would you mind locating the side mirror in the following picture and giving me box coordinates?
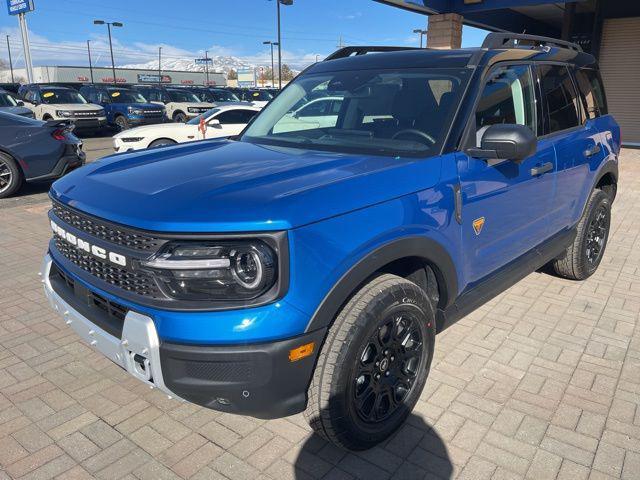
[207,119,221,127]
[467,124,537,162]
[16,100,24,106]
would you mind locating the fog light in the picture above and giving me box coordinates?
[289,342,315,362]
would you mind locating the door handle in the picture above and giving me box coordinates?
[584,144,602,157]
[530,162,553,176]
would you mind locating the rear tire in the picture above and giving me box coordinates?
[0,153,23,199]
[551,188,611,280]
[304,274,435,451]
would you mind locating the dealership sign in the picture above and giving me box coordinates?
[137,73,172,83]
[194,58,213,65]
[6,0,34,15]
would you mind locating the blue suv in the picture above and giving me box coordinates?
[41,34,620,450]
[79,85,165,130]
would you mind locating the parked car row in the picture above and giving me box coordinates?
[9,83,276,133]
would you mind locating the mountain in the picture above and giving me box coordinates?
[119,56,252,75]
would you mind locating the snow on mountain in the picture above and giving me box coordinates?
[119,56,252,75]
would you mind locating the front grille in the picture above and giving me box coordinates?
[52,202,164,252]
[54,237,163,298]
[143,110,164,116]
[73,110,103,117]
[51,263,129,338]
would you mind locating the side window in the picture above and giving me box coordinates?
[574,68,608,120]
[475,64,536,142]
[537,65,581,134]
[216,110,253,124]
[299,100,330,117]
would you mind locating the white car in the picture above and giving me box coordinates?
[20,85,107,130]
[273,96,343,133]
[131,86,215,123]
[113,105,261,152]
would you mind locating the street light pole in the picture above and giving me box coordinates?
[6,36,14,83]
[274,0,292,89]
[158,46,162,86]
[413,28,428,48]
[87,40,94,84]
[94,20,123,86]
[263,41,277,87]
[204,50,210,86]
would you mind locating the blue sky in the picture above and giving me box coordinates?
[1,0,487,68]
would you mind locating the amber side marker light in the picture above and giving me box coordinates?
[289,342,315,362]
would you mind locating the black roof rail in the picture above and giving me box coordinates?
[482,33,583,53]
[325,46,422,61]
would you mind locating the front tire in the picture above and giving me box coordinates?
[148,138,176,148]
[551,188,611,280]
[0,153,23,199]
[114,115,130,131]
[304,274,435,451]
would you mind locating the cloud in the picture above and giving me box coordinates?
[0,27,325,71]
[338,12,363,20]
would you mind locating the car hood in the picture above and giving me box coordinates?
[51,140,442,233]
[170,102,215,109]
[0,106,33,117]
[113,122,194,138]
[117,102,163,110]
[53,103,103,111]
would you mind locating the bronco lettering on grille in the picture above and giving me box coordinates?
[51,220,127,267]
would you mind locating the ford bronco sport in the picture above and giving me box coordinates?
[41,33,620,451]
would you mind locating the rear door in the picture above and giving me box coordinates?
[535,64,605,233]
[458,63,557,285]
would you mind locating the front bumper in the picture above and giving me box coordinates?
[41,254,324,418]
[127,116,165,126]
[72,117,107,129]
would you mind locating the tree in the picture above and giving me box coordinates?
[281,64,296,81]
[227,69,238,80]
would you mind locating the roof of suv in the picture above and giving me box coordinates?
[309,34,597,75]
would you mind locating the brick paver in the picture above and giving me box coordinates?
[1,149,639,479]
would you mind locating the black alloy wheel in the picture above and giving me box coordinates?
[352,313,424,424]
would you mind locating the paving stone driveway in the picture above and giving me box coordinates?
[0,149,638,480]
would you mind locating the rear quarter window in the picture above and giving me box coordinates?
[574,68,608,120]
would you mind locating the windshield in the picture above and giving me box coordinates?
[210,89,240,102]
[0,92,18,107]
[41,89,88,105]
[242,67,469,157]
[108,89,147,103]
[166,89,202,103]
[248,90,273,101]
[187,108,221,124]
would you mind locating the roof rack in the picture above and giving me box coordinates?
[324,46,421,61]
[482,33,583,53]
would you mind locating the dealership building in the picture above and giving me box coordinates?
[0,65,226,87]
[379,0,640,146]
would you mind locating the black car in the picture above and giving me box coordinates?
[0,112,85,198]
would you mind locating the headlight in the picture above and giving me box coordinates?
[56,110,72,117]
[142,241,277,301]
[120,137,145,143]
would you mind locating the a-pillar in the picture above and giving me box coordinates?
[426,13,463,49]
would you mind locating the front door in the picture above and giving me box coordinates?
[458,63,557,287]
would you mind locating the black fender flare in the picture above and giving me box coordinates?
[593,158,618,194]
[305,236,458,333]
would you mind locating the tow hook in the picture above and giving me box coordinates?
[130,352,152,381]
